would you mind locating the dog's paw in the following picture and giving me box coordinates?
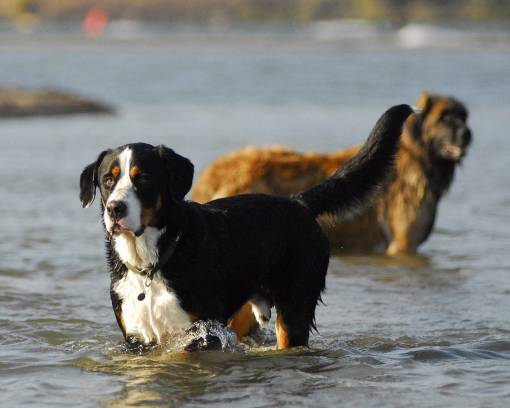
[124,335,156,353]
[183,320,239,352]
[184,333,223,352]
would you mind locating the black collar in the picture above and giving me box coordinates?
[123,232,182,301]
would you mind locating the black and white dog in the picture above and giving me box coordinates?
[79,105,413,350]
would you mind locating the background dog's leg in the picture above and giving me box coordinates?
[386,217,418,256]
[387,238,411,256]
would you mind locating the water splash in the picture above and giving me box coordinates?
[241,327,276,348]
[167,321,242,353]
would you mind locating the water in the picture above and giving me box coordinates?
[1,23,510,407]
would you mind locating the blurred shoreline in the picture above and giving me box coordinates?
[0,87,114,119]
[1,0,510,24]
[1,20,510,53]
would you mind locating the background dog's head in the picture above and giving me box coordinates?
[80,143,194,236]
[407,93,472,162]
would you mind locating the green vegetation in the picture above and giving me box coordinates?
[1,0,510,23]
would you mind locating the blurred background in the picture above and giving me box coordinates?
[3,0,510,23]
[1,1,510,407]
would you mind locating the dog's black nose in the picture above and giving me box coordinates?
[107,201,127,220]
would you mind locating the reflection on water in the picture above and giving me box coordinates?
[70,336,510,407]
[331,254,468,288]
[75,347,346,407]
[1,24,510,407]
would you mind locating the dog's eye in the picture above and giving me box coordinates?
[103,175,115,189]
[441,111,456,122]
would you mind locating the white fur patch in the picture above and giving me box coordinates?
[250,296,271,326]
[114,270,192,344]
[104,148,143,234]
[114,226,164,269]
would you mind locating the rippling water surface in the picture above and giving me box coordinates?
[1,23,510,407]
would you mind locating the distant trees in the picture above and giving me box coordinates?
[1,0,510,22]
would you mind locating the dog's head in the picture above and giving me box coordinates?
[407,93,472,162]
[79,143,193,236]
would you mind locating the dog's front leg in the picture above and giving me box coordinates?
[183,321,227,352]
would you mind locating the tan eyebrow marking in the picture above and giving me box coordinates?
[111,166,120,178]
[130,166,140,178]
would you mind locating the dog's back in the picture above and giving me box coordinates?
[192,145,358,202]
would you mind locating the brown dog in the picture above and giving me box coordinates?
[193,93,472,257]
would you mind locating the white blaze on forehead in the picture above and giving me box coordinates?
[109,148,134,202]
[104,147,142,233]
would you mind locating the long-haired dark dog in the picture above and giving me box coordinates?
[193,93,472,256]
[80,105,413,349]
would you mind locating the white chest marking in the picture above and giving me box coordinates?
[114,226,163,269]
[114,270,192,344]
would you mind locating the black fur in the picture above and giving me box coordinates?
[156,145,195,201]
[294,104,414,218]
[80,104,412,348]
[80,150,109,208]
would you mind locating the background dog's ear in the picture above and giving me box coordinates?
[156,145,194,201]
[408,92,434,141]
[79,150,109,208]
[416,92,432,113]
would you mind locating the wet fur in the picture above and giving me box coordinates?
[80,105,413,348]
[192,94,472,256]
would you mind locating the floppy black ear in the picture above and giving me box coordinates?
[156,145,194,201]
[79,150,108,208]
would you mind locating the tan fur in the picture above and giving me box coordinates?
[227,303,258,340]
[129,165,140,178]
[111,166,120,178]
[193,93,470,257]
[275,314,291,350]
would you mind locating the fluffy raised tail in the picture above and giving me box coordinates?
[294,104,414,218]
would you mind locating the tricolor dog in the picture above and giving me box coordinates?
[79,104,413,349]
